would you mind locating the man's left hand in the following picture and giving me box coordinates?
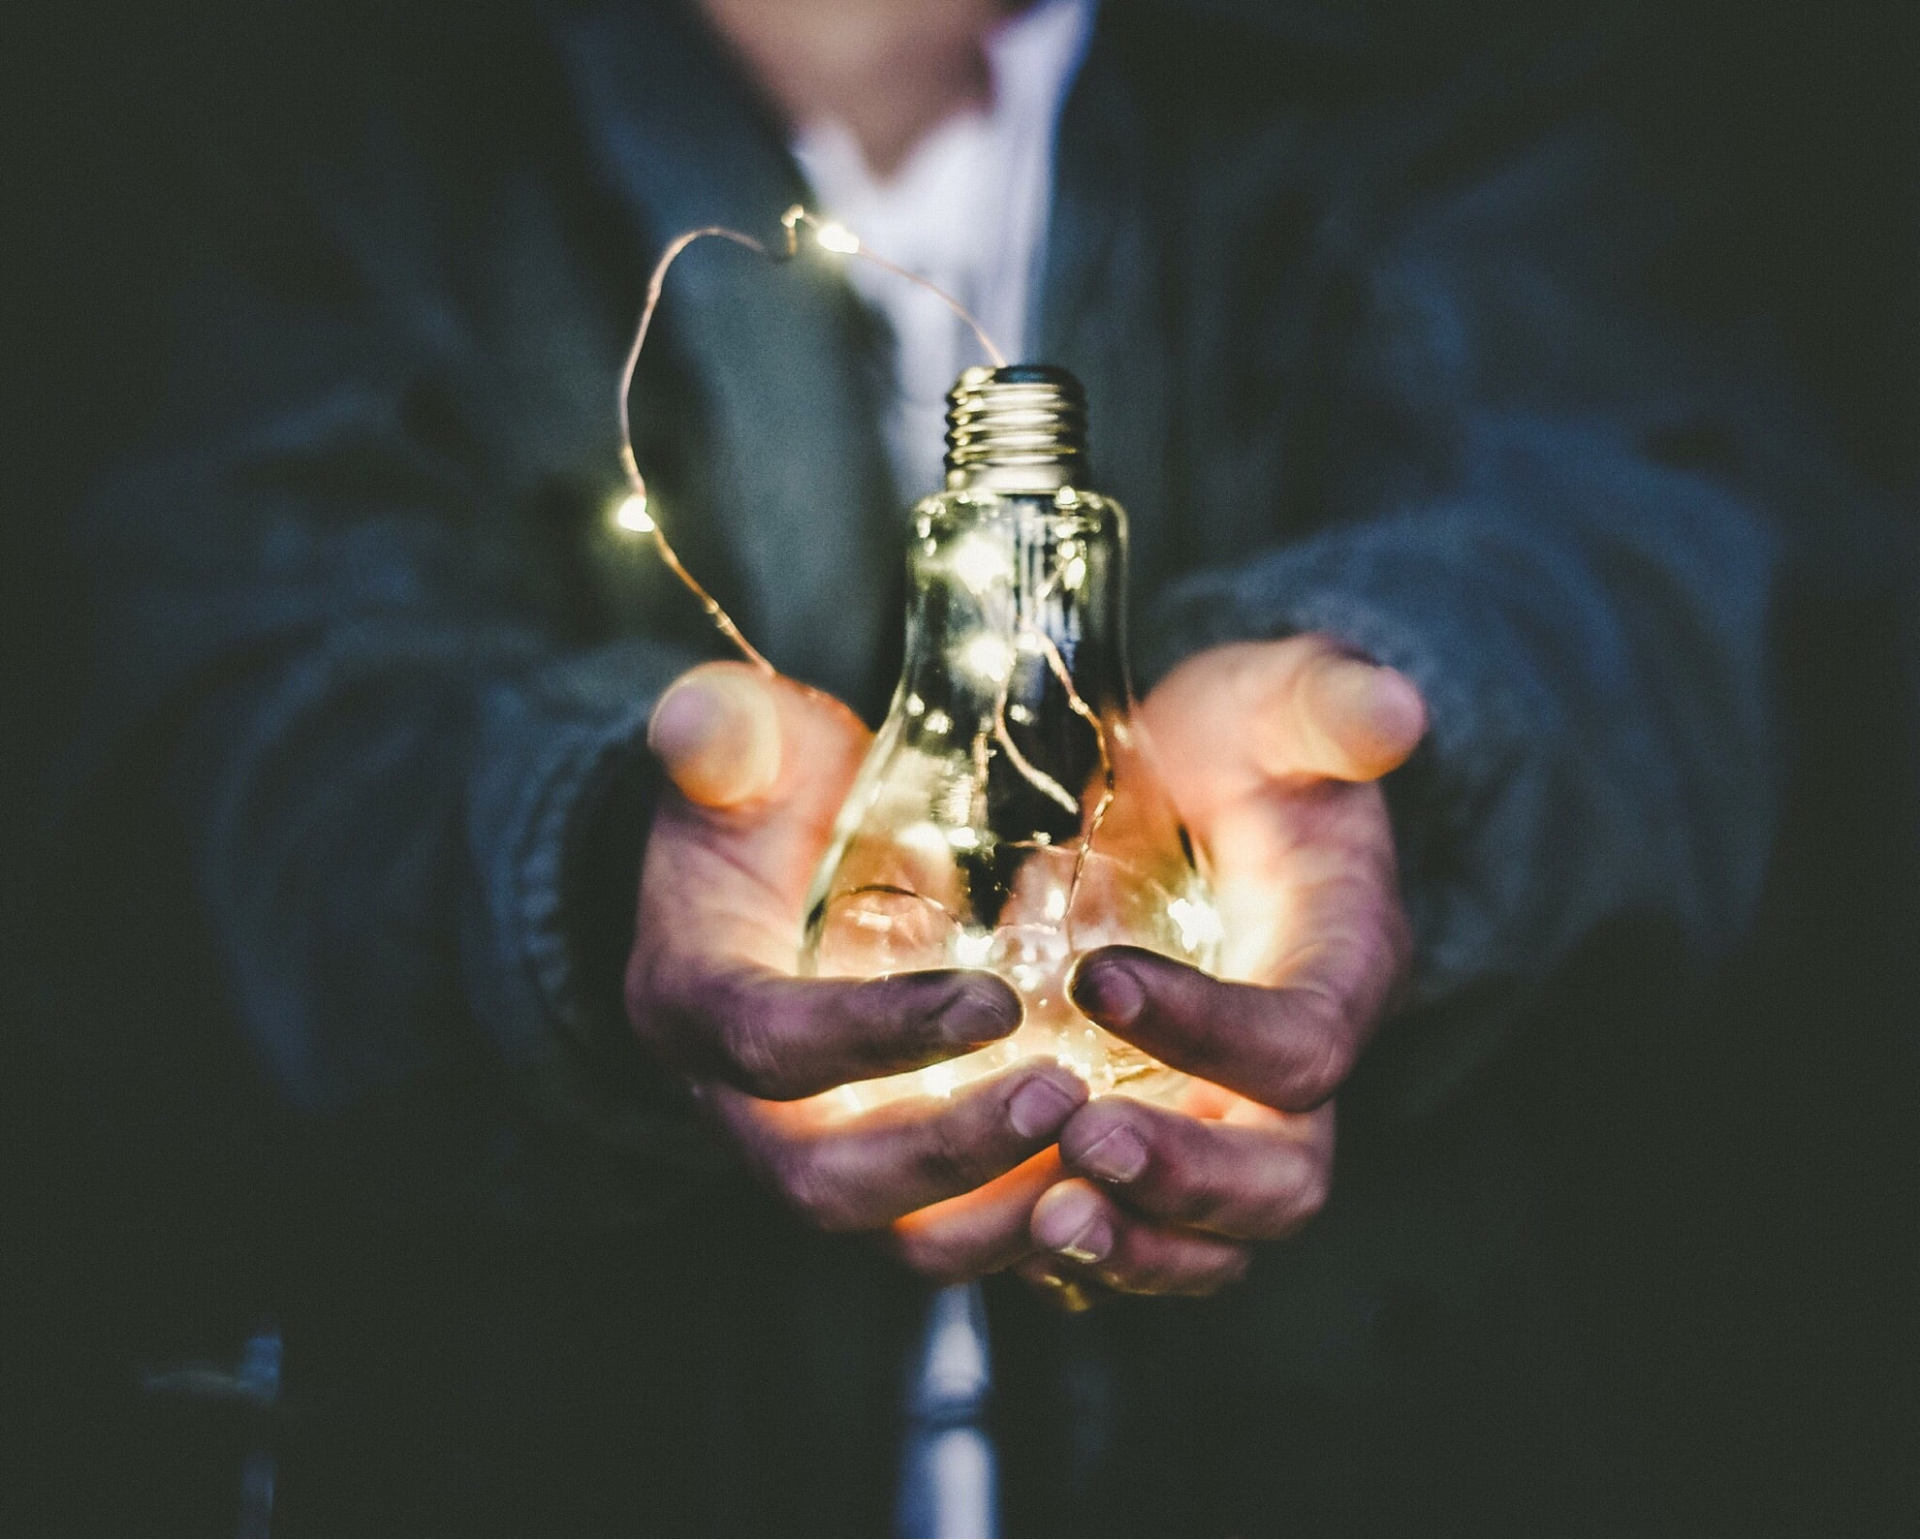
[1019,636,1427,1304]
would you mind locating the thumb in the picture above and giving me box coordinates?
[1263,644,1427,782]
[648,662,784,808]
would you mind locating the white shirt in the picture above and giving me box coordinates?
[789,8,1097,1535]
[792,0,1097,500]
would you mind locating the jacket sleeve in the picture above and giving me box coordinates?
[1145,108,1802,1120]
[70,100,725,1223]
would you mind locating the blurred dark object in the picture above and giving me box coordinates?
[4,1,1916,1533]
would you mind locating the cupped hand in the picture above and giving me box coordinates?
[1021,636,1427,1304]
[627,662,1089,1275]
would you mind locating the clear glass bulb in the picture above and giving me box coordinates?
[801,367,1220,1107]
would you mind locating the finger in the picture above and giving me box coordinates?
[1057,1095,1333,1242]
[1031,1180,1251,1297]
[643,963,1022,1100]
[648,662,784,807]
[1070,945,1363,1111]
[1145,640,1426,806]
[1261,644,1427,783]
[718,1059,1085,1234]
[884,1148,1070,1284]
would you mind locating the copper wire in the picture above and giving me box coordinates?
[617,209,1009,676]
[779,206,1008,369]
[620,210,1117,973]
[617,225,777,675]
[1032,626,1116,954]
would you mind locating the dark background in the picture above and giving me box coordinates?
[6,2,1918,1533]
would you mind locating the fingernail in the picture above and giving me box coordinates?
[936,980,1020,1046]
[1070,959,1145,1028]
[1007,1075,1082,1140]
[1076,1122,1148,1183]
[1036,1189,1113,1264]
[1318,659,1426,769]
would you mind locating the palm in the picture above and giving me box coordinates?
[1007,637,1423,1300]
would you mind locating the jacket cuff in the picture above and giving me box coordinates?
[465,639,735,1219]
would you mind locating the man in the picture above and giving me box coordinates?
[61,0,1824,1530]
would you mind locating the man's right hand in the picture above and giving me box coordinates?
[626,662,1089,1279]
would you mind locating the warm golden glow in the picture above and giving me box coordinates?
[612,492,655,533]
[959,633,1015,683]
[949,534,1011,594]
[814,221,861,254]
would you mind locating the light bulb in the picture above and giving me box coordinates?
[801,366,1220,1107]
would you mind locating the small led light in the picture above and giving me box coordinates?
[949,535,1010,594]
[612,493,655,534]
[960,634,1014,682]
[815,222,861,255]
[1168,896,1225,954]
[1062,555,1088,591]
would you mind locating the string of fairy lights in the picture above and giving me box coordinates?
[613,205,1118,966]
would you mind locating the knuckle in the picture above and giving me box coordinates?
[1172,998,1238,1080]
[1145,1149,1217,1228]
[1277,997,1356,1107]
[771,1146,852,1232]
[918,1112,993,1197]
[1265,1150,1331,1238]
[720,1010,792,1099]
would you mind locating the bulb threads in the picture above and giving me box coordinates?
[945,365,1089,492]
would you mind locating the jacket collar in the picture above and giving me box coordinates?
[544,0,902,712]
